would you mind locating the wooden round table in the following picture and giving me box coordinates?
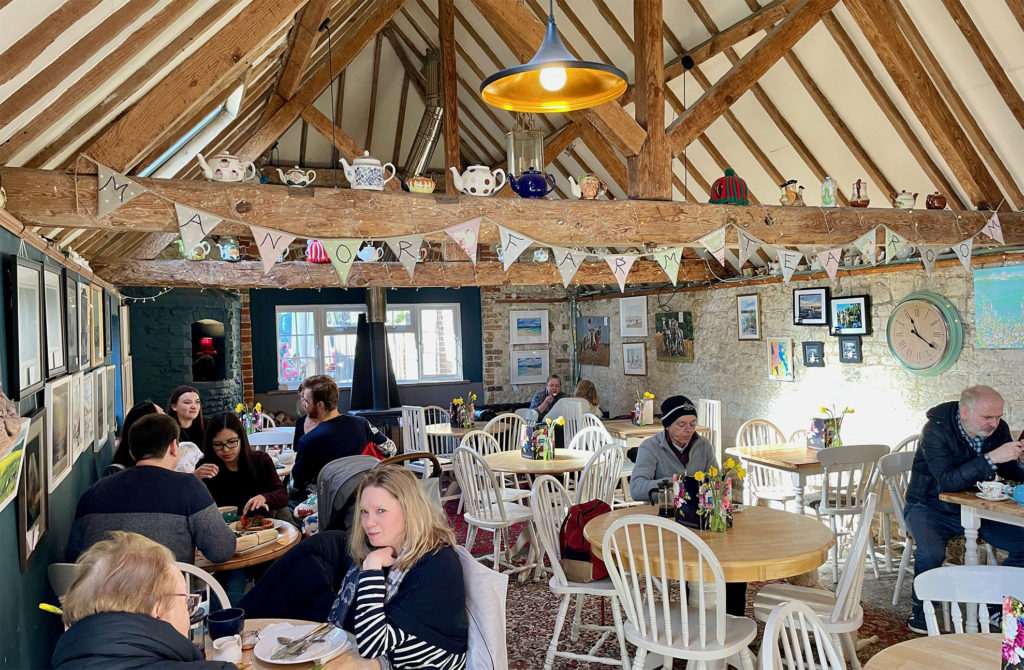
[196,521,301,572]
[583,505,834,582]
[205,618,375,669]
[484,448,593,477]
[863,633,1000,669]
[424,421,489,439]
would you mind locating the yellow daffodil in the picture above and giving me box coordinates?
[254,402,262,412]
[725,457,736,469]
[708,466,718,478]
[545,417,552,426]
[846,408,855,414]
[453,398,463,405]
[557,416,565,425]
[235,403,244,413]
[643,391,655,400]
[737,468,747,479]
[694,471,705,482]
[820,406,829,414]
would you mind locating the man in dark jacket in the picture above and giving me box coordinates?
[904,385,1024,633]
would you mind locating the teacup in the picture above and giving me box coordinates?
[976,481,1004,498]
[219,505,239,522]
[208,607,245,640]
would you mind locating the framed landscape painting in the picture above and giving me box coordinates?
[18,409,46,572]
[577,316,610,367]
[93,367,107,452]
[78,281,91,370]
[509,310,548,345]
[793,287,829,326]
[737,294,761,341]
[45,376,72,493]
[9,256,46,399]
[768,337,794,382]
[43,264,67,379]
[619,296,648,337]
[974,266,1024,349]
[622,342,648,376]
[830,294,870,336]
[655,311,693,362]
[510,350,548,385]
[0,418,31,515]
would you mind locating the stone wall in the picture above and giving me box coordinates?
[479,266,1024,447]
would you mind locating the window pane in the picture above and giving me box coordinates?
[387,331,419,381]
[386,309,413,328]
[326,309,362,329]
[278,311,316,385]
[323,334,357,383]
[421,308,458,377]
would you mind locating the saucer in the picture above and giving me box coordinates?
[976,492,1009,502]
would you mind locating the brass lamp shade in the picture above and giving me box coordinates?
[480,6,627,113]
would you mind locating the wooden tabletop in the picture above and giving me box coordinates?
[863,633,1000,669]
[584,505,834,583]
[205,618,376,670]
[728,444,825,470]
[196,521,301,572]
[484,448,593,475]
[603,420,663,440]
[939,490,1024,518]
[424,421,489,439]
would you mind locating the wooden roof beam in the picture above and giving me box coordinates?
[276,0,336,100]
[0,210,117,292]
[440,0,461,191]
[300,106,402,190]
[629,0,672,200]
[0,0,102,88]
[1007,0,1024,32]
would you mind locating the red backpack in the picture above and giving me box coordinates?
[558,499,611,582]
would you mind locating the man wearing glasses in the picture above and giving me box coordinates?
[66,414,236,565]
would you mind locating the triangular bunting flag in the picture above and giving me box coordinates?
[552,247,586,288]
[322,239,362,284]
[652,247,684,286]
[884,227,908,263]
[249,225,296,274]
[817,248,844,282]
[174,203,223,256]
[776,248,803,283]
[445,218,481,264]
[96,164,147,218]
[981,211,1004,244]
[498,225,534,271]
[853,228,878,265]
[698,227,728,267]
[604,255,637,293]
[953,237,974,271]
[385,234,423,280]
[920,245,945,276]
[737,229,764,269]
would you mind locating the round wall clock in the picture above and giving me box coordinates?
[886,291,963,376]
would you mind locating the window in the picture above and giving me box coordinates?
[275,303,463,389]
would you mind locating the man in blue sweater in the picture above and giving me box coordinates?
[67,414,236,565]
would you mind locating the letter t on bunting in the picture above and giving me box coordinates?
[604,255,637,292]
[175,203,223,256]
[445,218,481,263]
[498,225,534,271]
[385,234,424,279]
[652,247,683,285]
[322,240,362,284]
[249,225,296,274]
[737,229,764,269]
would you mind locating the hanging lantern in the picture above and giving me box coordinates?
[480,0,627,113]
[506,114,545,178]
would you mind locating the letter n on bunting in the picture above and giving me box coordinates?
[249,225,296,274]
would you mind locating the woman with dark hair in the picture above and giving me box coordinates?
[108,401,164,471]
[194,412,287,515]
[167,386,205,446]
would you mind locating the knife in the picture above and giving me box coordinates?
[270,622,332,660]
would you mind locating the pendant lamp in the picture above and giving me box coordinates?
[480,0,627,113]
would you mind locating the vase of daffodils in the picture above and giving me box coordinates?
[819,404,854,447]
[633,390,655,426]
[450,391,476,429]
[235,402,263,434]
[693,458,746,532]
[521,415,564,460]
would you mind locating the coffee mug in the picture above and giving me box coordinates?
[211,634,243,664]
[208,607,245,640]
[218,506,239,522]
[976,481,1003,497]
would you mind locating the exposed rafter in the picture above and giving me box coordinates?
[276,0,336,100]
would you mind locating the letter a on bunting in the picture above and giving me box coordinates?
[322,240,362,284]
[604,255,636,292]
[96,164,147,218]
[445,218,481,263]
[552,247,586,288]
[385,234,423,279]
[498,225,534,271]
[174,203,223,255]
[249,225,296,274]
[652,248,683,285]
[817,248,843,282]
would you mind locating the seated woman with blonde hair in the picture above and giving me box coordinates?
[51,531,234,669]
[327,464,467,669]
[547,379,601,420]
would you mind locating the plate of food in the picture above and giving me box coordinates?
[232,514,278,533]
[233,527,281,554]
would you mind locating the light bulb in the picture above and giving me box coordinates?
[539,66,567,91]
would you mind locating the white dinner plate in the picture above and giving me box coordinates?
[975,492,1010,502]
[253,623,351,664]
[231,518,284,533]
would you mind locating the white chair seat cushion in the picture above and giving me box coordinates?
[753,583,863,633]
[550,575,618,597]
[621,608,756,659]
[464,501,533,527]
[499,487,530,502]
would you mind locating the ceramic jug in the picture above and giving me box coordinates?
[277,166,316,187]
[508,168,555,198]
[850,179,870,207]
[176,239,211,261]
[568,174,607,200]
[196,153,256,182]
[449,165,506,196]
[211,635,242,664]
[778,180,805,206]
[340,151,395,190]
[215,238,240,262]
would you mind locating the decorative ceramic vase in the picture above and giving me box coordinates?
[508,168,555,198]
[340,151,396,190]
[821,177,838,207]
[850,179,870,207]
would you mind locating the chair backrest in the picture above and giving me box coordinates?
[531,475,573,587]
[560,398,587,446]
[736,419,786,448]
[697,399,722,458]
[48,563,79,599]
[461,429,502,456]
[452,446,511,524]
[483,413,526,453]
[316,455,381,532]
[515,407,538,424]
[758,600,846,670]
[582,413,609,436]
[176,561,231,610]
[259,414,277,429]
[401,405,427,454]
[567,425,611,453]
[892,433,920,453]
[377,451,443,507]
[915,565,1024,635]
[878,451,915,536]
[423,405,456,457]
[830,492,878,624]
[454,545,509,670]
[575,443,625,506]
[602,514,728,650]
[817,444,889,516]
[788,429,807,445]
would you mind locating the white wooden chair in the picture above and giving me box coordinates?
[697,398,722,463]
[401,405,427,454]
[531,475,628,669]
[601,515,757,670]
[515,407,539,424]
[788,428,807,445]
[892,433,920,453]
[452,446,537,582]
[915,565,1024,635]
[753,493,878,670]
[758,601,846,670]
[176,561,231,610]
[582,412,609,436]
[259,413,276,430]
[560,398,587,447]
[484,413,526,453]
[879,450,916,606]
[567,425,611,453]
[736,419,793,509]
[575,443,624,507]
[413,405,460,504]
[817,444,889,584]
[459,431,529,503]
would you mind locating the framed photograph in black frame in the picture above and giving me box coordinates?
[103,291,114,356]
[839,335,863,363]
[43,264,67,379]
[17,408,47,572]
[802,340,825,367]
[793,286,830,326]
[830,294,871,336]
[64,271,79,373]
[78,280,91,370]
[7,256,46,399]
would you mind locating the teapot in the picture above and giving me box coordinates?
[890,189,918,209]
[1006,484,1024,505]
[276,165,316,187]
[196,153,256,182]
[305,239,329,263]
[215,237,240,262]
[925,191,947,210]
[176,239,211,261]
[508,168,555,198]
[449,165,506,196]
[778,179,805,206]
[568,174,607,200]
[403,175,436,194]
[340,151,396,190]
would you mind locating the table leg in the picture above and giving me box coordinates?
[960,506,981,633]
[792,471,806,515]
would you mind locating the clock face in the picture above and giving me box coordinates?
[886,291,963,376]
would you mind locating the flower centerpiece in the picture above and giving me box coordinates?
[450,391,476,429]
[521,415,564,460]
[689,458,746,532]
[808,404,854,448]
[235,402,263,434]
[632,390,655,426]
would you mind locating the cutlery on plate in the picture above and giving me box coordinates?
[270,623,331,660]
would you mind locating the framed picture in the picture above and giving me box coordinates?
[78,281,91,370]
[45,376,72,493]
[974,266,1024,349]
[119,303,131,363]
[619,296,648,337]
[802,341,825,367]
[0,417,31,515]
[91,284,104,367]
[622,342,648,376]
[793,287,830,326]
[121,357,134,411]
[737,294,761,341]
[65,272,79,373]
[104,291,114,356]
[830,294,871,336]
[510,349,548,385]
[105,364,117,434]
[70,372,85,461]
[768,337,794,382]
[509,310,548,345]
[576,316,610,367]
[839,335,863,363]
[82,369,95,451]
[655,311,694,362]
[8,256,45,399]
[18,408,47,572]
[93,366,107,452]
[43,264,67,378]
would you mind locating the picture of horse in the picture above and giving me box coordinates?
[655,312,693,362]
[576,316,610,367]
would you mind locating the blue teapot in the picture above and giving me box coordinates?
[1006,484,1024,505]
[508,168,555,198]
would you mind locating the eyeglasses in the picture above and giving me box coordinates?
[211,438,241,451]
[170,593,204,617]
